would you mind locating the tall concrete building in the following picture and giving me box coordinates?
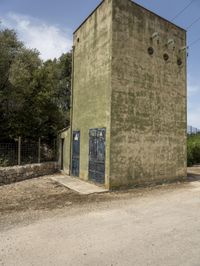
[59,0,187,189]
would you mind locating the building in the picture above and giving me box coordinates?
[59,0,187,189]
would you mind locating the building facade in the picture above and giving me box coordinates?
[60,0,187,189]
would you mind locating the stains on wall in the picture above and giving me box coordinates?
[110,0,187,188]
[72,0,112,187]
[71,0,187,189]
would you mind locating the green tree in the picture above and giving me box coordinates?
[0,28,23,140]
[0,25,72,142]
[187,134,200,166]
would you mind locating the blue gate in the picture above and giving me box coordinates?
[89,128,106,184]
[72,131,80,177]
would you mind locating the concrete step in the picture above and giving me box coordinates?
[50,174,108,195]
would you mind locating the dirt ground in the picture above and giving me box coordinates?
[0,168,199,231]
[0,175,111,230]
[0,174,192,215]
[0,168,200,266]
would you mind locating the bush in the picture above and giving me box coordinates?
[0,157,9,167]
[187,134,200,166]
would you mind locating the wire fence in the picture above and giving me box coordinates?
[187,126,200,135]
[0,138,57,167]
[0,143,18,166]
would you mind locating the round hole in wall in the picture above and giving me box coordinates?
[177,58,182,66]
[148,47,154,55]
[163,53,169,61]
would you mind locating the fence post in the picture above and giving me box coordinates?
[54,138,57,160]
[18,136,21,166]
[38,137,41,163]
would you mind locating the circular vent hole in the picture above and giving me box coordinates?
[177,58,182,66]
[148,47,154,55]
[163,53,169,61]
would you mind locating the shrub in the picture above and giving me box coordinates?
[0,157,9,167]
[187,134,200,166]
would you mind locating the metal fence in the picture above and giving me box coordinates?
[187,126,200,135]
[0,137,57,167]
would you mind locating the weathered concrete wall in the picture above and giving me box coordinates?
[59,129,71,174]
[0,162,58,186]
[72,0,112,187]
[110,0,187,188]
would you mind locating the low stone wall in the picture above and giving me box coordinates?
[0,162,58,186]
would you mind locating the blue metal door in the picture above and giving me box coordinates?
[89,128,106,184]
[72,131,80,177]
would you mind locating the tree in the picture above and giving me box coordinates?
[0,25,72,142]
[0,28,23,140]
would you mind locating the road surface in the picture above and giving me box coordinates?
[0,179,200,266]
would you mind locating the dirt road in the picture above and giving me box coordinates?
[0,174,200,266]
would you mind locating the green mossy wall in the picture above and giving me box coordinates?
[72,0,112,188]
[109,0,187,188]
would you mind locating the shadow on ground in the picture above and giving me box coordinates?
[0,169,200,231]
[187,165,200,182]
[1,170,198,215]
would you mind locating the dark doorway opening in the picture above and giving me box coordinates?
[72,131,80,177]
[89,128,106,184]
[61,139,64,170]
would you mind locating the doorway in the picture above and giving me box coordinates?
[89,128,106,184]
[72,131,80,177]
[61,138,64,170]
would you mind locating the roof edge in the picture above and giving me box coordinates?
[58,127,70,134]
[73,0,186,35]
[129,0,186,32]
[73,0,104,34]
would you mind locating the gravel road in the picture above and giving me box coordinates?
[0,172,200,266]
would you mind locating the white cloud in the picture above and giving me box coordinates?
[1,12,72,60]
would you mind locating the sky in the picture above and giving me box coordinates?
[0,0,200,128]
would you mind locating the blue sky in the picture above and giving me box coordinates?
[0,0,200,127]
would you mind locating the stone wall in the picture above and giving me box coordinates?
[0,162,58,186]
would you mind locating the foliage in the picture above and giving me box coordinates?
[0,156,9,167]
[0,25,72,142]
[187,134,200,166]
